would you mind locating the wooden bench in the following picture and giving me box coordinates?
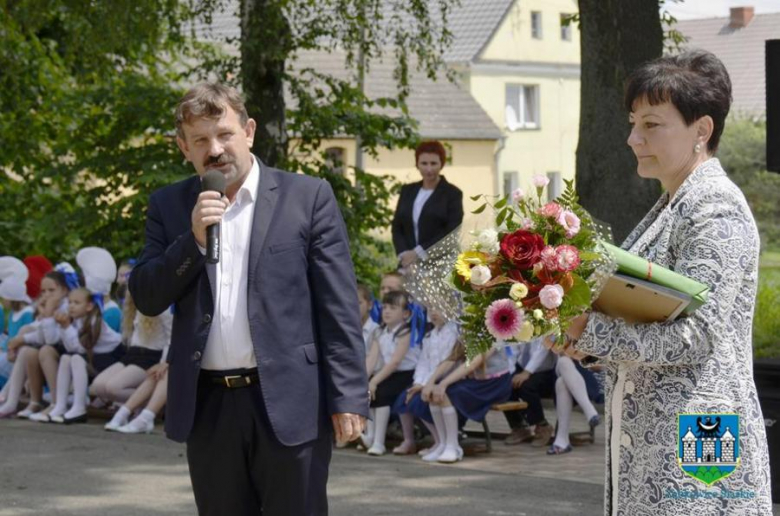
[481,400,529,452]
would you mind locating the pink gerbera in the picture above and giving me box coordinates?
[485,299,524,340]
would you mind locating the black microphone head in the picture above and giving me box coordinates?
[202,170,227,195]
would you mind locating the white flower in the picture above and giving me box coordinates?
[533,309,544,320]
[509,282,529,300]
[511,188,525,203]
[539,284,565,309]
[532,174,550,188]
[477,229,500,254]
[470,265,492,286]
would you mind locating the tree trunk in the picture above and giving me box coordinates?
[576,0,663,244]
[240,0,290,168]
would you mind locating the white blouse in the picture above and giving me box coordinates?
[413,321,458,385]
[377,323,420,372]
[23,298,69,347]
[130,309,173,361]
[60,317,122,355]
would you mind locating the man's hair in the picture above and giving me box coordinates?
[624,49,732,152]
[175,83,249,139]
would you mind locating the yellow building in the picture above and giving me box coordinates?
[444,0,581,200]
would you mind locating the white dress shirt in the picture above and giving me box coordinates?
[201,158,260,371]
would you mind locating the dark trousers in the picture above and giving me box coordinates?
[187,372,332,516]
[504,369,557,428]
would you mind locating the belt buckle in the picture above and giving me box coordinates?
[224,375,242,388]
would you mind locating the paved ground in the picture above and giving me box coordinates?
[0,410,777,515]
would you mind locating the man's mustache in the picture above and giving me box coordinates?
[205,154,234,167]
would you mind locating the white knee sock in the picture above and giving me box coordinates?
[372,406,391,448]
[64,355,89,419]
[553,378,573,449]
[51,356,72,417]
[558,358,598,421]
[429,405,447,447]
[442,406,460,449]
[0,353,28,413]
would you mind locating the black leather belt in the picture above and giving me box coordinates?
[201,369,259,389]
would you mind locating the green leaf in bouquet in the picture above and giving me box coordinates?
[565,273,592,307]
[496,206,509,226]
[579,251,603,262]
[494,195,508,209]
[472,203,487,214]
[470,194,483,201]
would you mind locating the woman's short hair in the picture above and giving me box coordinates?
[624,49,732,152]
[415,141,447,167]
[175,83,249,139]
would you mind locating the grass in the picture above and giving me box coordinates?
[754,255,780,359]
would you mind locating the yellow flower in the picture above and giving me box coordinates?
[509,282,529,301]
[455,251,488,281]
[515,321,535,342]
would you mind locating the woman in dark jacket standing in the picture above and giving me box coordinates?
[392,141,464,269]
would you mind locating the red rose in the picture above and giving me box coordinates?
[500,230,545,270]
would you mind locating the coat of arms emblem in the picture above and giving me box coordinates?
[678,413,740,485]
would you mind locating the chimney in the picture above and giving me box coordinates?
[730,6,755,28]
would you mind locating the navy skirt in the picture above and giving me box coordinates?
[121,346,163,370]
[393,390,433,424]
[446,372,513,422]
[91,346,126,376]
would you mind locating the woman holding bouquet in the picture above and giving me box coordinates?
[560,50,772,514]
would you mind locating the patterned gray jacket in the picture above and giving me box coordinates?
[577,158,772,515]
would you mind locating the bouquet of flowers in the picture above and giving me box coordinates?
[450,176,615,358]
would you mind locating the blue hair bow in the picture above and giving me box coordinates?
[370,299,382,324]
[505,345,514,358]
[55,264,80,291]
[91,293,104,312]
[408,302,427,348]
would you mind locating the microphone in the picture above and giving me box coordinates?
[201,170,227,264]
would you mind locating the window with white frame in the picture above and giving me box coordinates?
[503,171,519,197]
[505,84,540,130]
[560,14,572,41]
[546,172,562,201]
[531,11,543,39]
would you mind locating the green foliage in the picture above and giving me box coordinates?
[754,267,780,359]
[718,117,780,252]
[0,0,198,263]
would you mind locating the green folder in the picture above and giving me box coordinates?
[602,242,710,315]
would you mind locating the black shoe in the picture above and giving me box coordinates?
[63,413,88,425]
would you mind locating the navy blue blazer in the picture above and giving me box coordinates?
[129,161,369,445]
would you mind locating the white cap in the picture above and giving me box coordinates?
[76,247,117,296]
[0,277,32,304]
[0,256,29,282]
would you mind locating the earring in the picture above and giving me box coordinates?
[694,143,702,153]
